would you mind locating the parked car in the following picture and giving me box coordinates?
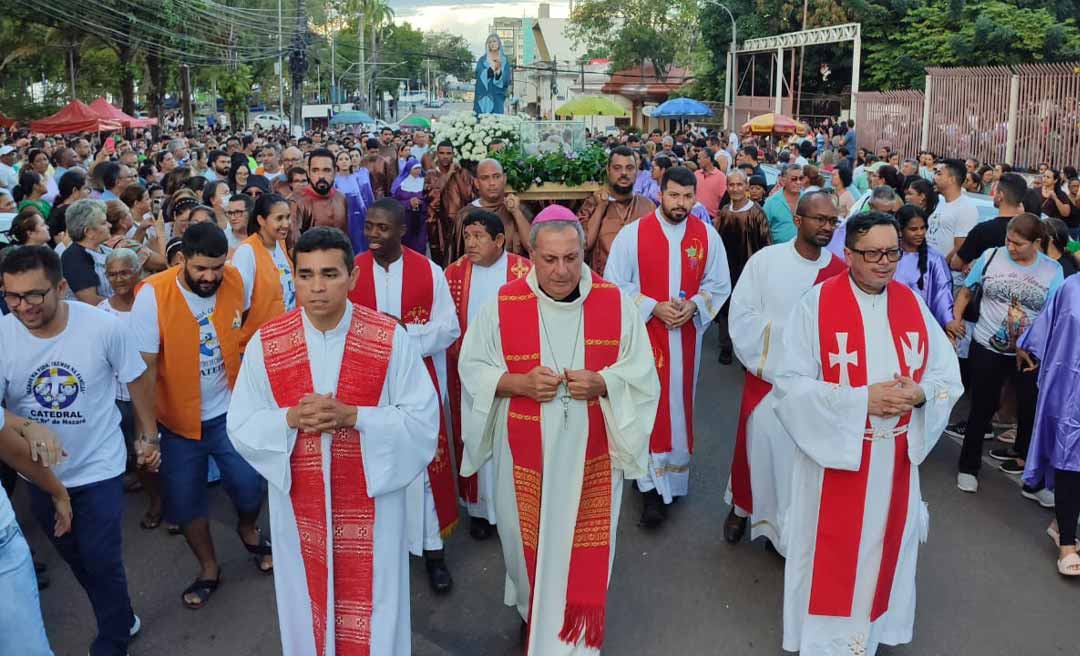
[251,113,285,130]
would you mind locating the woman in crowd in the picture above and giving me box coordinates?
[978,165,995,195]
[165,192,202,239]
[231,192,295,352]
[202,179,232,229]
[241,175,270,201]
[1017,272,1080,575]
[46,169,91,251]
[391,158,430,254]
[962,171,983,194]
[224,193,251,251]
[5,206,51,249]
[0,189,15,213]
[227,160,251,193]
[60,199,114,305]
[334,149,360,195]
[1041,217,1078,278]
[1040,168,1073,224]
[903,177,940,218]
[103,200,166,272]
[97,247,164,529]
[25,148,59,204]
[895,204,954,327]
[831,164,856,217]
[14,171,52,218]
[801,164,826,192]
[950,213,1065,492]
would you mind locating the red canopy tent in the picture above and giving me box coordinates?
[0,112,15,129]
[89,97,157,129]
[30,100,121,135]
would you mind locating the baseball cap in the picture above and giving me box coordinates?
[0,145,15,156]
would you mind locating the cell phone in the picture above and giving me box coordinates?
[104,139,116,155]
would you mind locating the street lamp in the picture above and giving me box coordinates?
[700,0,737,135]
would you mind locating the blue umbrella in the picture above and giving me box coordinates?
[329,110,376,125]
[650,97,713,118]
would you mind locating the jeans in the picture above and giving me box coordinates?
[28,475,132,656]
[957,341,1038,476]
[0,522,53,655]
[159,413,266,527]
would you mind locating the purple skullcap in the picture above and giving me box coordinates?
[533,204,577,223]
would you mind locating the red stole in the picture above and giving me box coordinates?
[498,274,620,651]
[349,248,459,536]
[637,212,709,453]
[809,276,928,622]
[730,252,847,514]
[445,252,532,503]
[262,306,396,656]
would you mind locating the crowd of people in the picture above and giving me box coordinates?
[0,114,1078,656]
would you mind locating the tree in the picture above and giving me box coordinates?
[211,64,255,128]
[567,0,701,79]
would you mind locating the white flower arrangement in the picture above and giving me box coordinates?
[433,111,523,162]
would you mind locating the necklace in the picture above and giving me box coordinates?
[538,299,584,428]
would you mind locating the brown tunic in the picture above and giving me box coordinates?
[577,193,656,275]
[451,200,531,263]
[713,200,772,285]
[288,187,348,251]
[362,154,395,198]
[426,164,476,265]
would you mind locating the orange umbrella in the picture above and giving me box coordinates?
[742,112,799,135]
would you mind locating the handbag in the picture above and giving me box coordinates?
[962,247,999,323]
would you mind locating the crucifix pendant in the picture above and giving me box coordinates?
[561,394,571,428]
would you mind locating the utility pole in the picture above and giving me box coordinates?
[795,0,808,118]
[180,64,193,131]
[278,0,285,121]
[68,47,77,100]
[290,0,307,135]
[358,8,366,111]
[330,35,336,105]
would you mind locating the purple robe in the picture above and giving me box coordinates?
[391,158,429,255]
[1021,275,1080,490]
[894,247,954,327]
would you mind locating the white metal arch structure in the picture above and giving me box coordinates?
[733,23,862,118]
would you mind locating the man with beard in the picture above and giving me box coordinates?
[604,166,731,528]
[713,170,772,364]
[204,150,231,183]
[427,140,476,265]
[363,137,395,199]
[450,159,532,262]
[131,223,271,610]
[723,191,847,549]
[348,199,461,594]
[576,146,656,274]
[288,148,348,250]
[378,127,399,178]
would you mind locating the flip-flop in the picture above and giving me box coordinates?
[1057,552,1080,577]
[182,570,222,610]
[139,511,162,530]
[1046,525,1080,547]
[239,527,273,575]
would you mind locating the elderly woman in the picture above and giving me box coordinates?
[98,248,163,528]
[391,157,429,254]
[202,179,232,229]
[60,198,114,304]
[104,200,166,272]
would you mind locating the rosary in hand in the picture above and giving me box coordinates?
[538,305,583,429]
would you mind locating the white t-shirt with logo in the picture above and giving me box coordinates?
[232,241,296,312]
[131,278,248,421]
[0,302,146,488]
[927,193,980,285]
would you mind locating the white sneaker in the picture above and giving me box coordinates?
[1021,487,1055,508]
[129,614,141,638]
[957,473,979,493]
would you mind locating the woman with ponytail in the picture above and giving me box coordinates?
[895,203,953,328]
[13,170,51,218]
[47,169,91,252]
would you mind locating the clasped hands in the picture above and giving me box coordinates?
[652,298,697,329]
[520,366,606,403]
[287,393,358,434]
[867,374,926,418]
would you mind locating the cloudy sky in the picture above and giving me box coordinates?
[388,1,571,56]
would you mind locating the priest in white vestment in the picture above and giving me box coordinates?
[723,191,847,550]
[458,208,659,655]
[444,210,532,540]
[227,227,440,656]
[348,198,461,594]
[604,166,731,528]
[772,213,962,655]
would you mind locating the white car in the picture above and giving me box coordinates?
[251,113,285,130]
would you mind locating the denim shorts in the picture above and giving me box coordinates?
[0,523,53,655]
[159,414,266,526]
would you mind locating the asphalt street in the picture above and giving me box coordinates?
[20,325,1079,655]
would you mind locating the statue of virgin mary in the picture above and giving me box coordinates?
[473,33,512,114]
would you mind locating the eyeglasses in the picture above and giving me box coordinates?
[225,209,248,217]
[2,287,52,307]
[850,247,902,263]
[798,214,840,227]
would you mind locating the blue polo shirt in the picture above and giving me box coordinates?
[763,192,797,243]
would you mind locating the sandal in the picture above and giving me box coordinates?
[239,527,273,574]
[1046,525,1080,548]
[139,511,162,530]
[167,523,182,535]
[182,570,222,610]
[1057,552,1080,577]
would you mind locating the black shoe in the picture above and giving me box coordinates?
[639,490,665,529]
[723,508,747,544]
[999,459,1025,475]
[989,447,1020,462]
[424,557,453,595]
[469,517,495,541]
[718,346,733,365]
[519,619,529,649]
[943,422,966,439]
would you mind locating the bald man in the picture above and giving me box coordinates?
[449,159,531,261]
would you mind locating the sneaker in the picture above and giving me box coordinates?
[1021,485,1055,508]
[130,614,141,638]
[1000,459,1025,475]
[997,428,1016,444]
[944,422,966,439]
[989,447,1020,462]
[957,473,979,493]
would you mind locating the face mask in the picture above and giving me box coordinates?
[218,195,230,210]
